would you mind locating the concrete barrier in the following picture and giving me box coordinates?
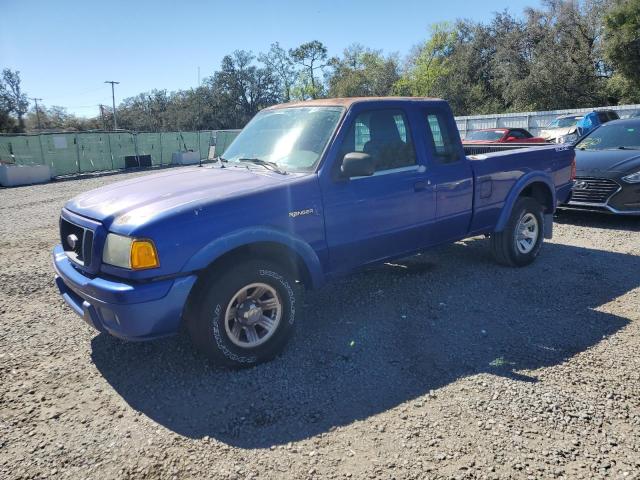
[171,151,201,165]
[0,164,52,187]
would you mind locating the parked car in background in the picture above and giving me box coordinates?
[463,128,546,144]
[540,115,583,144]
[576,110,620,137]
[540,110,619,144]
[562,118,640,215]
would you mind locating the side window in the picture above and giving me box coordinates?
[509,130,526,139]
[425,112,459,163]
[341,109,416,172]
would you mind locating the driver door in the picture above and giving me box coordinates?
[320,106,436,274]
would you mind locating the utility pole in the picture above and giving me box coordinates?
[30,97,43,130]
[196,66,201,131]
[104,80,120,130]
[99,104,107,130]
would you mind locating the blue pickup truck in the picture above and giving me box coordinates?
[53,98,575,366]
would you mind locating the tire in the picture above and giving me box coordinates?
[185,259,301,367]
[490,197,544,267]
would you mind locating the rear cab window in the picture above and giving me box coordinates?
[425,111,460,164]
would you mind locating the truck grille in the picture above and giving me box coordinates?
[60,217,94,267]
[570,177,619,205]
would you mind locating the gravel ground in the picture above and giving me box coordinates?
[1,168,639,480]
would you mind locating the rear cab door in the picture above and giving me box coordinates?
[420,104,474,243]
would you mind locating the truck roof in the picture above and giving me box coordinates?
[265,97,445,110]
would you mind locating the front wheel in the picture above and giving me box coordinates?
[490,197,544,267]
[185,260,301,367]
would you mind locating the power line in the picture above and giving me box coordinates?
[40,84,110,103]
[104,81,120,130]
[63,105,103,109]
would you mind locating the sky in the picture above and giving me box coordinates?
[1,0,541,117]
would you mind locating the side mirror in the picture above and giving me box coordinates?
[341,152,374,178]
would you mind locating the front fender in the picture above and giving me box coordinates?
[495,172,556,233]
[181,226,325,289]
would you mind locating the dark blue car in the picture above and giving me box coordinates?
[53,98,575,366]
[564,118,640,215]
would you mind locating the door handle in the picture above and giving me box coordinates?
[414,180,429,192]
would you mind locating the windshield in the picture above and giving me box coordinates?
[465,130,505,141]
[576,122,640,150]
[545,116,582,129]
[222,106,344,172]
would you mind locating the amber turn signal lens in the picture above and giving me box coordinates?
[130,240,159,270]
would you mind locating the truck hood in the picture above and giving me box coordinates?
[539,126,576,140]
[575,149,640,175]
[65,165,301,227]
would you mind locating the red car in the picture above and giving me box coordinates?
[463,128,547,144]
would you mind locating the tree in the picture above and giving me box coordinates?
[259,42,297,102]
[0,68,29,132]
[604,0,640,102]
[24,104,101,131]
[502,0,611,110]
[290,40,328,99]
[0,91,17,133]
[7,1,635,134]
[394,23,457,99]
[118,90,171,131]
[395,1,618,116]
[209,50,280,128]
[327,44,400,97]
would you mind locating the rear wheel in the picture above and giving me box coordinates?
[490,197,544,267]
[185,260,301,367]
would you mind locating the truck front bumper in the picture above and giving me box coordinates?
[53,245,197,341]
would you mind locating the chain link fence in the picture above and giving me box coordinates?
[455,104,640,138]
[0,130,241,177]
[4,102,640,178]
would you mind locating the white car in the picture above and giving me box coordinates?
[539,115,583,143]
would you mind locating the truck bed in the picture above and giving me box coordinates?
[467,145,575,234]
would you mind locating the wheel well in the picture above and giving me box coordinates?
[182,242,312,330]
[199,242,313,290]
[520,182,553,213]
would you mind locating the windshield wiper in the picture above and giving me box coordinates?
[616,146,640,150]
[214,156,228,167]
[238,157,287,174]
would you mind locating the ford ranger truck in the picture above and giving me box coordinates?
[53,98,575,367]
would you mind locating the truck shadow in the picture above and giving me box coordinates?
[91,239,637,448]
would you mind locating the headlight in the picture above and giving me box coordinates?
[102,234,159,270]
[622,171,640,184]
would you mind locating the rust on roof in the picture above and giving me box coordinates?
[265,96,444,110]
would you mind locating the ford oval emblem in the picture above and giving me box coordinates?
[67,233,79,249]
